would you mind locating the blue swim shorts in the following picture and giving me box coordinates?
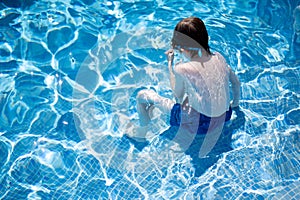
[169,103,232,134]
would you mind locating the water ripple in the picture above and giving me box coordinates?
[0,0,299,199]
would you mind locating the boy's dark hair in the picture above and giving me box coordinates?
[172,17,212,55]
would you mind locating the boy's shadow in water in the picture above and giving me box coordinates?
[124,107,246,177]
[160,107,246,177]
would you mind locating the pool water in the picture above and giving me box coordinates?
[0,0,300,199]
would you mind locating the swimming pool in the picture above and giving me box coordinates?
[0,0,300,199]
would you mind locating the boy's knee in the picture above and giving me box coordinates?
[136,89,156,102]
[136,90,147,101]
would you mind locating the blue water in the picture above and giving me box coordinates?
[1,0,300,199]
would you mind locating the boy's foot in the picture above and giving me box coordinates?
[124,122,149,141]
[123,122,150,151]
[123,134,149,151]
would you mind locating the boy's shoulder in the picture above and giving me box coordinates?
[174,61,193,72]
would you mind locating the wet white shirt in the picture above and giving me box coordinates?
[174,52,232,117]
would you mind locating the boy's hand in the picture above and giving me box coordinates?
[165,49,174,63]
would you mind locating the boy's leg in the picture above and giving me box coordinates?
[136,89,174,126]
[124,89,174,141]
[136,102,151,126]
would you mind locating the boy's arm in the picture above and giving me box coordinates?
[229,67,241,107]
[166,50,184,102]
[167,50,176,91]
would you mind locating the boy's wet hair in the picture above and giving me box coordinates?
[172,17,212,55]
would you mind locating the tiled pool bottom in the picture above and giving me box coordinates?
[1,0,300,199]
[1,125,299,199]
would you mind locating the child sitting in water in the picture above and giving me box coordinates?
[126,17,241,156]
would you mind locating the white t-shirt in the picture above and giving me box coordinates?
[174,52,231,117]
